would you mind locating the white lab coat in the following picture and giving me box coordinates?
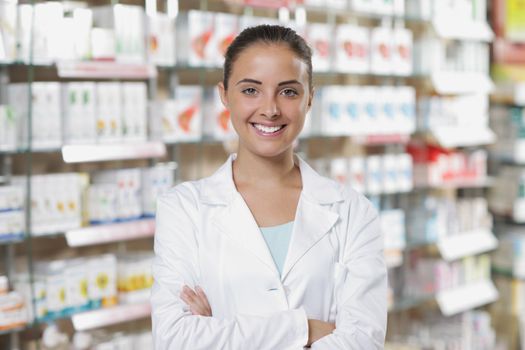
[151,153,387,349]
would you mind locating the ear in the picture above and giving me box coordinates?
[306,86,314,111]
[217,82,228,108]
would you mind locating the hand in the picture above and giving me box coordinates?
[179,285,213,317]
[306,319,335,347]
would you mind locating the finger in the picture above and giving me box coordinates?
[195,287,212,316]
[195,287,211,306]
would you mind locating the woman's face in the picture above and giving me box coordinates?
[218,43,313,159]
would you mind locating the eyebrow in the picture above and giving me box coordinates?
[235,79,302,86]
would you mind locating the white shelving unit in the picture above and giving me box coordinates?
[65,219,155,247]
[437,229,498,262]
[62,142,166,163]
[71,302,151,331]
[436,280,499,316]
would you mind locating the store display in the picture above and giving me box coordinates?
[0,276,28,331]
[321,153,413,195]
[489,166,525,222]
[387,311,497,350]
[315,85,416,136]
[0,0,516,348]
[0,185,24,242]
[405,196,493,246]
[12,252,153,325]
[408,143,488,187]
[203,88,236,141]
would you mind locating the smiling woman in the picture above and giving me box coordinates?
[151,25,387,350]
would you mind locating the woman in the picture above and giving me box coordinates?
[151,25,387,349]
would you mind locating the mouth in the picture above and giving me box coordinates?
[250,123,287,136]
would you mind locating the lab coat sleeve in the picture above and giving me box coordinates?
[311,197,387,349]
[151,187,309,350]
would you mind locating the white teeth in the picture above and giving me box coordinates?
[253,123,284,133]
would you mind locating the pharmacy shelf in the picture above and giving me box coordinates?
[437,229,498,262]
[0,325,27,336]
[71,302,151,331]
[417,177,495,190]
[56,61,157,79]
[436,280,498,316]
[431,72,494,95]
[491,82,525,106]
[427,126,496,148]
[179,0,429,22]
[491,140,525,164]
[167,65,426,81]
[65,219,155,247]
[62,142,166,163]
[432,17,494,42]
[0,234,25,246]
[350,134,411,146]
[389,295,435,312]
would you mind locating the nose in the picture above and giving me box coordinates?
[260,95,280,119]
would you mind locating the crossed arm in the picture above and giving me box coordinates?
[179,285,336,347]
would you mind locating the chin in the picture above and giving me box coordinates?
[242,142,295,159]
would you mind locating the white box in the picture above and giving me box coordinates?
[366,155,383,195]
[0,106,17,151]
[373,0,394,15]
[171,86,203,141]
[330,158,349,185]
[17,5,33,63]
[377,87,396,134]
[31,83,61,149]
[88,255,117,307]
[361,86,380,135]
[397,153,413,192]
[351,0,374,13]
[62,83,82,144]
[210,13,238,67]
[177,11,215,67]
[370,27,393,75]
[204,88,236,141]
[392,28,413,76]
[342,86,363,136]
[0,2,17,62]
[326,0,347,10]
[382,154,398,193]
[335,25,369,73]
[92,5,145,63]
[349,156,366,193]
[320,87,345,136]
[147,12,176,66]
[32,2,63,63]
[306,23,332,72]
[121,82,147,142]
[90,28,115,60]
[96,82,122,142]
[393,0,405,16]
[397,86,416,134]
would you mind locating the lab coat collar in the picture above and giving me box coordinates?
[200,153,344,206]
[205,153,342,281]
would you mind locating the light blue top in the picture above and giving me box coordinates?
[259,221,294,276]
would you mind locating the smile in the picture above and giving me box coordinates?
[251,123,287,135]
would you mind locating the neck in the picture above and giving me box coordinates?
[233,147,298,188]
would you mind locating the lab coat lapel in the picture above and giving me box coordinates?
[280,155,343,281]
[213,193,280,276]
[203,153,344,281]
[280,196,339,281]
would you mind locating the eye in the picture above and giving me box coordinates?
[280,88,298,97]
[241,87,258,96]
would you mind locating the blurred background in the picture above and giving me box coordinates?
[0,0,524,349]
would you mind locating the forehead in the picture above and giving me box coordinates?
[230,43,309,82]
